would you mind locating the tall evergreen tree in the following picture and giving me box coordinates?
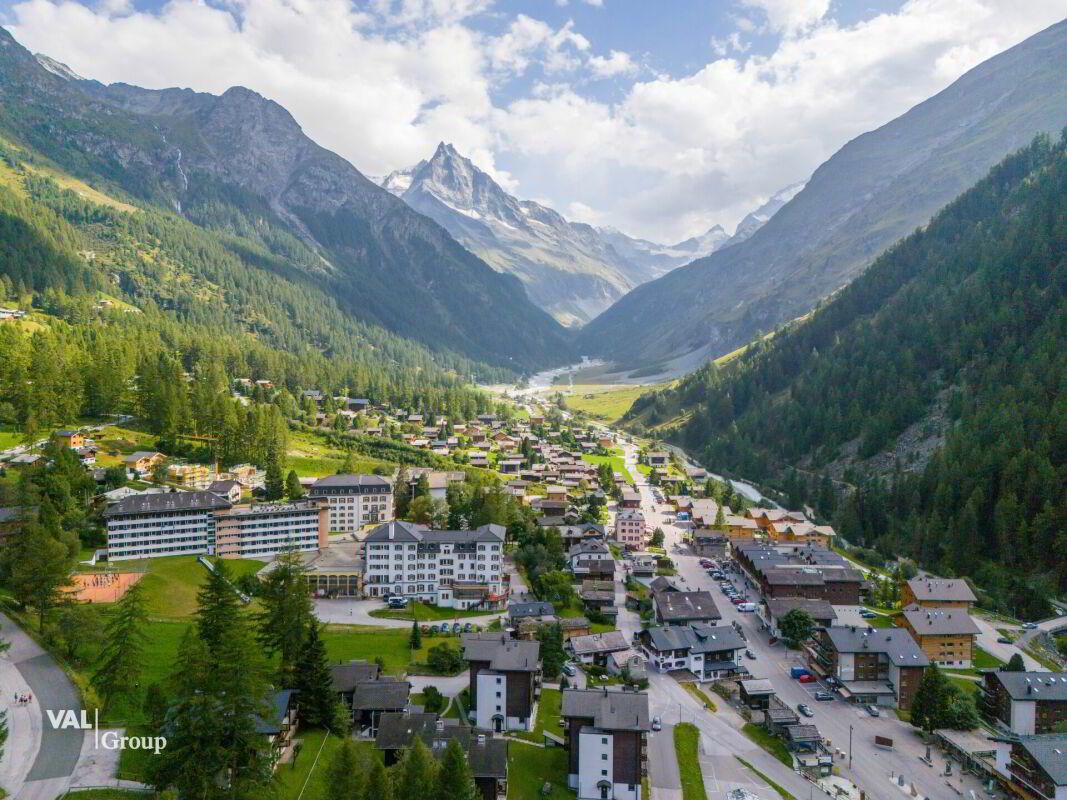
[435,738,479,800]
[195,559,241,660]
[255,549,313,683]
[294,621,342,729]
[321,739,365,800]
[286,470,305,500]
[92,580,149,708]
[396,739,438,800]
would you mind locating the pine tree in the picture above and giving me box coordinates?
[256,549,313,683]
[294,621,341,729]
[195,559,241,660]
[396,739,438,800]
[435,738,479,800]
[4,520,70,631]
[537,623,565,679]
[1004,654,1026,672]
[264,446,285,500]
[394,466,412,519]
[410,620,422,651]
[92,580,149,708]
[322,738,364,800]
[910,663,949,732]
[367,757,392,800]
[286,470,304,500]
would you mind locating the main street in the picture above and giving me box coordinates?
[614,441,994,800]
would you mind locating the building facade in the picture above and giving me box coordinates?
[980,672,1067,736]
[214,502,328,559]
[561,688,650,800]
[363,520,506,608]
[463,634,541,732]
[308,474,394,533]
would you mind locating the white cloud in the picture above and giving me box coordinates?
[742,0,830,33]
[4,0,1065,243]
[588,49,636,78]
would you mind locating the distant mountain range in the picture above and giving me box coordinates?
[0,28,573,371]
[379,144,747,325]
[578,18,1067,369]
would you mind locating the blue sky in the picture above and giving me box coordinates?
[2,0,1064,240]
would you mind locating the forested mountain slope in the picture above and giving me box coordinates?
[627,134,1066,615]
[579,18,1067,369]
[0,28,572,370]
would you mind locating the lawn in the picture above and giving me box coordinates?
[321,624,467,675]
[107,556,266,619]
[0,425,22,450]
[865,613,895,629]
[683,683,717,712]
[975,646,1004,669]
[581,451,632,483]
[674,723,709,800]
[57,791,155,799]
[507,742,574,800]
[369,601,501,622]
[514,687,563,743]
[272,731,380,800]
[564,385,650,423]
[741,723,793,768]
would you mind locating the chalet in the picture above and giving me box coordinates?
[0,506,22,546]
[980,672,1067,735]
[630,553,656,578]
[899,604,980,667]
[739,679,776,710]
[462,633,541,733]
[1006,735,1067,800]
[509,600,556,625]
[619,490,641,510]
[208,479,243,504]
[639,623,745,679]
[807,626,928,710]
[646,452,669,466]
[330,659,410,734]
[375,713,508,800]
[651,586,720,627]
[123,451,165,476]
[691,530,728,558]
[568,630,630,668]
[256,690,299,769]
[901,577,977,610]
[561,688,650,800]
[580,580,617,619]
[52,429,85,449]
[167,462,214,490]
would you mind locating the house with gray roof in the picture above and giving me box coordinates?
[810,626,928,710]
[1007,734,1067,800]
[652,588,720,627]
[568,631,630,666]
[462,633,541,733]
[375,712,508,800]
[761,597,837,638]
[561,688,650,800]
[639,623,745,679]
[980,671,1067,736]
[900,604,981,667]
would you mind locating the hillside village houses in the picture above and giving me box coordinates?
[561,688,651,800]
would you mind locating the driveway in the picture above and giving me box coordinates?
[972,615,1045,671]
[0,613,84,800]
[314,598,505,628]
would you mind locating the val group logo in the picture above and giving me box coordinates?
[47,708,167,754]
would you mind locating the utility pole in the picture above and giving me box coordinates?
[849,725,853,771]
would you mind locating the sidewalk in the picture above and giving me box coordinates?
[0,613,45,798]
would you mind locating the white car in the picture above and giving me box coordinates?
[651,716,662,731]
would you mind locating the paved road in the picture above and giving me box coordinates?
[0,613,84,800]
[972,615,1045,671]
[314,597,505,627]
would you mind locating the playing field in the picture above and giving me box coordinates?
[64,571,144,603]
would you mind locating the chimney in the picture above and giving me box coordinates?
[436,718,445,732]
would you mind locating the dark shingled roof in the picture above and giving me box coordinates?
[1014,735,1067,786]
[330,660,380,693]
[375,712,508,777]
[509,601,556,620]
[365,520,505,544]
[561,688,650,732]
[906,578,977,603]
[765,597,837,623]
[255,690,293,735]
[901,605,981,636]
[461,633,541,671]
[823,626,929,667]
[351,680,411,710]
[645,623,745,654]
[990,672,1067,702]
[655,590,721,623]
[310,473,391,489]
[103,490,231,517]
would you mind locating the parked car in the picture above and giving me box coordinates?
[1022,622,1039,630]
[997,636,1012,644]
[814,691,834,701]
[699,559,712,568]
[452,622,462,633]
[651,716,662,731]
[463,622,473,632]
[562,663,577,677]
[737,603,758,612]
[745,649,756,660]
[387,597,408,609]
[790,667,810,679]
[859,609,877,619]
[797,704,814,718]
[798,674,817,684]
[865,704,881,717]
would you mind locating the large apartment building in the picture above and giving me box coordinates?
[980,672,1067,736]
[462,633,541,732]
[362,520,506,608]
[103,491,327,561]
[307,474,393,533]
[808,626,928,710]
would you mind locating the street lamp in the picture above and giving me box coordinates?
[848,725,853,771]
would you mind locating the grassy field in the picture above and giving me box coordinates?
[271,731,379,800]
[507,742,574,800]
[564,385,651,423]
[741,723,793,768]
[103,556,266,619]
[514,687,563,743]
[369,601,501,622]
[674,723,709,800]
[322,624,469,675]
[975,646,1004,669]
[0,424,22,450]
[581,451,632,483]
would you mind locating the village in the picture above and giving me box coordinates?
[0,383,1065,800]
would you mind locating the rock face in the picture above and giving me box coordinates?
[383,143,728,326]
[722,181,807,248]
[0,30,573,371]
[578,18,1067,367]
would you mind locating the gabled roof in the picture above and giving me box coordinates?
[365,520,506,545]
[351,679,411,710]
[990,672,1067,702]
[509,601,556,620]
[461,633,540,671]
[901,605,980,637]
[311,473,392,490]
[330,660,380,692]
[645,623,745,654]
[561,688,650,732]
[765,597,837,623]
[1014,735,1067,786]
[255,690,294,735]
[823,626,929,667]
[654,590,721,623]
[906,578,977,603]
[569,631,630,656]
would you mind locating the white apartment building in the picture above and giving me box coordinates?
[363,520,506,608]
[103,491,327,561]
[307,474,393,533]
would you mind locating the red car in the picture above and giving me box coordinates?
[798,674,817,684]
[699,560,712,568]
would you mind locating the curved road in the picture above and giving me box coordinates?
[0,612,84,800]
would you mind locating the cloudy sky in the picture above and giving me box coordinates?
[2,0,1064,241]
